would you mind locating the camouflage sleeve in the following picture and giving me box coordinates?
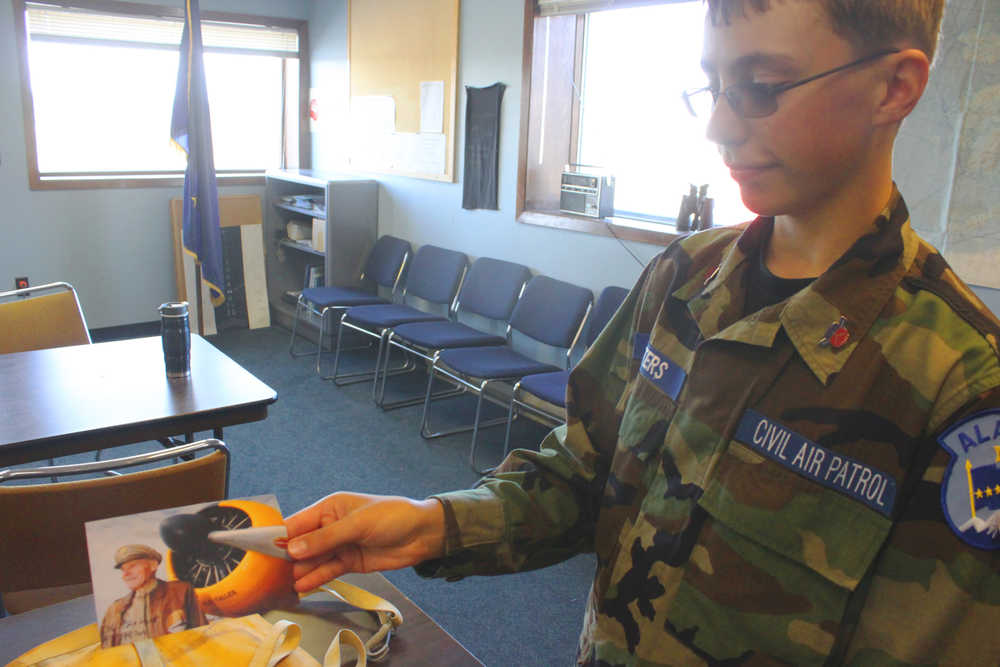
[842,387,1000,664]
[415,259,661,579]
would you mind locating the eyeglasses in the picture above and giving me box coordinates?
[682,49,899,119]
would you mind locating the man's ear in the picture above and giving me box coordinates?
[874,48,930,125]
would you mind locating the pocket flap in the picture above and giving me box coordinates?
[699,439,893,591]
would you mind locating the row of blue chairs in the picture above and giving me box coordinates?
[287,235,628,472]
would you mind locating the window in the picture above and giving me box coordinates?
[518,0,752,244]
[14,1,308,189]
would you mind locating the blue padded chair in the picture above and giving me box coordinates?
[329,244,468,387]
[419,275,593,473]
[502,285,629,452]
[288,235,411,377]
[375,257,532,409]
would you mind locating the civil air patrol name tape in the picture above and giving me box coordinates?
[937,409,1000,550]
[735,409,897,517]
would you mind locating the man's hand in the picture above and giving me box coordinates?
[284,492,447,592]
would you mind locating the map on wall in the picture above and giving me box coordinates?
[897,0,1000,290]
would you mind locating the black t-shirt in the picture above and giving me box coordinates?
[744,236,816,316]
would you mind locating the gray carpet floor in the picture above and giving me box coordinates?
[209,325,596,666]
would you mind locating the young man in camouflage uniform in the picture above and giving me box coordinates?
[287,0,1000,663]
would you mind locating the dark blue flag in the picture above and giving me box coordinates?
[969,461,1000,515]
[171,0,224,306]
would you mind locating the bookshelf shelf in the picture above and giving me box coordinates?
[278,238,324,257]
[264,169,378,341]
[273,201,326,219]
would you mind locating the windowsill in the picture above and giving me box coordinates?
[28,172,266,191]
[517,208,681,246]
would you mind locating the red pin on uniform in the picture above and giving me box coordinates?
[819,316,850,349]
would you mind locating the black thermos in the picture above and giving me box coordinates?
[159,301,191,378]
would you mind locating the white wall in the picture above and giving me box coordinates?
[0,0,312,329]
[308,0,662,300]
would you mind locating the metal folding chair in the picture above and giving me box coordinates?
[329,244,468,386]
[375,257,532,409]
[0,439,229,616]
[419,275,593,473]
[0,281,90,354]
[1,281,95,469]
[502,285,629,451]
[288,235,411,377]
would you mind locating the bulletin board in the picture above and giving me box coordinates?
[348,0,459,182]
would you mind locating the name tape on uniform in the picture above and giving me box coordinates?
[637,339,686,401]
[735,409,897,517]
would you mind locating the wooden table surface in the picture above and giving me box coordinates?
[0,572,483,665]
[0,335,277,467]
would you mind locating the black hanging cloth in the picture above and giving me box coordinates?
[462,83,505,210]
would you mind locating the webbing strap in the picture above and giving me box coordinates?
[250,619,302,667]
[132,578,403,667]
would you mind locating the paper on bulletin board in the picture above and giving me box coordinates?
[394,132,446,175]
[420,81,444,134]
[351,95,396,135]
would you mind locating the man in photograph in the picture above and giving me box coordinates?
[99,544,206,648]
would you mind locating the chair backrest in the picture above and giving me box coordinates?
[401,244,468,307]
[510,275,593,349]
[361,235,411,291]
[454,257,532,322]
[0,282,91,354]
[0,440,229,595]
[583,286,629,347]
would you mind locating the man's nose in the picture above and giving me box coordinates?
[705,91,749,148]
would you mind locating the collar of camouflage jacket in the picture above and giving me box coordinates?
[674,185,920,385]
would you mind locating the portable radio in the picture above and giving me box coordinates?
[559,170,615,219]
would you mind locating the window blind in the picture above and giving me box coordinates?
[25,3,299,54]
[536,0,691,17]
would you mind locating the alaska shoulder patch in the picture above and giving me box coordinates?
[937,409,1000,550]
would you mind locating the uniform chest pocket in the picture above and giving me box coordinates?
[701,437,893,588]
[685,433,895,663]
[619,337,688,456]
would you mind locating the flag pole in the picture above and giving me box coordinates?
[195,262,205,336]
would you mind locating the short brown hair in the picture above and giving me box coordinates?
[706,0,945,62]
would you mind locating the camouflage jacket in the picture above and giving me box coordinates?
[419,191,1000,665]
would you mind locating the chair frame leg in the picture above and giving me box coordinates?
[417,358,518,473]
[502,392,564,466]
[289,296,319,359]
[327,316,416,386]
[502,381,522,456]
[375,333,463,409]
[467,378,513,474]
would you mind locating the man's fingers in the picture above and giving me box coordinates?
[285,503,327,539]
[287,511,364,559]
[292,556,351,592]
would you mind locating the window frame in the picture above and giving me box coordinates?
[12,0,310,190]
[517,0,688,246]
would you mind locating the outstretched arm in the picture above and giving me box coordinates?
[284,492,446,592]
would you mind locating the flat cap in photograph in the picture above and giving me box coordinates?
[113,544,163,568]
